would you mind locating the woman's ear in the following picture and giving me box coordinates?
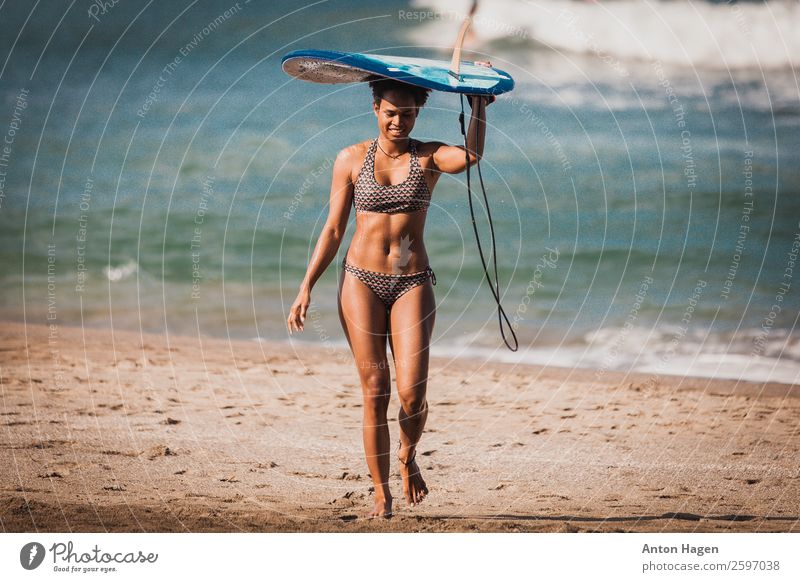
[373,100,380,117]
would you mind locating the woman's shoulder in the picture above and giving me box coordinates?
[334,140,372,183]
[336,139,372,164]
[412,139,447,159]
[336,139,371,163]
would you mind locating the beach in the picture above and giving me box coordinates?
[2,321,798,533]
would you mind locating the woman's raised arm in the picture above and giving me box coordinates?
[430,94,494,175]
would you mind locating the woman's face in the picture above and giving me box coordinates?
[373,90,418,140]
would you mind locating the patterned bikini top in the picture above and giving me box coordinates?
[353,137,431,213]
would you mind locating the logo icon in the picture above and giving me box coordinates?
[20,542,46,570]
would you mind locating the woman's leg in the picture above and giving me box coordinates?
[338,269,393,517]
[388,275,436,506]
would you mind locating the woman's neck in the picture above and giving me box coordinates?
[377,135,409,157]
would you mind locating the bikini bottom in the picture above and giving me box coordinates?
[342,258,436,312]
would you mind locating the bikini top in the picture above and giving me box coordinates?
[353,137,431,214]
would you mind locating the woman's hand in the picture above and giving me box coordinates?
[468,61,496,108]
[287,288,311,334]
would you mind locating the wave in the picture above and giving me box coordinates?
[431,324,800,385]
[103,260,139,282]
[407,0,800,70]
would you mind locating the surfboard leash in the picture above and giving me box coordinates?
[458,94,519,352]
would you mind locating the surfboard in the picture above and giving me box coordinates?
[281,49,514,96]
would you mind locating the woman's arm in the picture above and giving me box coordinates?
[430,60,495,175]
[287,147,355,333]
[431,95,490,174]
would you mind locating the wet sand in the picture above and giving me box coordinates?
[1,321,798,532]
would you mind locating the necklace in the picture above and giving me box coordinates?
[376,137,409,159]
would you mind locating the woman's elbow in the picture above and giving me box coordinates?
[455,153,481,173]
[463,153,480,169]
[325,223,345,241]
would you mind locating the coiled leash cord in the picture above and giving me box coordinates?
[458,93,518,352]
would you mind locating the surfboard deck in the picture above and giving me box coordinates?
[281,49,514,95]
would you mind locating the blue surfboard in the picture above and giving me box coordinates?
[281,49,514,96]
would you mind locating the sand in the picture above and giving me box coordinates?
[1,321,798,532]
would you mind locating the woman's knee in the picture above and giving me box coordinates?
[398,387,427,415]
[360,367,390,412]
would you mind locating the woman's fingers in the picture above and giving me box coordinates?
[287,299,309,334]
[470,61,495,106]
[287,305,303,334]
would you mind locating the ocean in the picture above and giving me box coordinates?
[1,0,798,384]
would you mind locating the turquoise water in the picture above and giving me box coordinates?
[1,0,798,383]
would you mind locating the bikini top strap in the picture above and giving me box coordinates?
[367,137,378,168]
[371,137,382,177]
[355,139,377,185]
[409,139,422,172]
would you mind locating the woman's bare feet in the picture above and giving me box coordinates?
[370,494,393,518]
[399,453,428,507]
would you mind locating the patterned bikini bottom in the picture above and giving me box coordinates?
[342,258,436,312]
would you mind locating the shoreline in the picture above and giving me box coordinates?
[4,313,797,386]
[1,321,798,532]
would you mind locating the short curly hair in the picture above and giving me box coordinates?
[368,75,431,109]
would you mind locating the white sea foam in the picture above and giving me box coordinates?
[408,0,800,69]
[429,332,799,385]
[103,259,139,282]
[278,325,799,385]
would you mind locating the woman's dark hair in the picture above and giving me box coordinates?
[368,75,431,109]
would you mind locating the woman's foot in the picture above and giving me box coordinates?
[369,494,393,518]
[399,450,428,507]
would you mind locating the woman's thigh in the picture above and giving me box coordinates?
[338,270,391,390]
[388,279,436,397]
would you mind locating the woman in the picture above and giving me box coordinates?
[287,62,494,518]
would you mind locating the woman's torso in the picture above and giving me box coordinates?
[345,137,442,273]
